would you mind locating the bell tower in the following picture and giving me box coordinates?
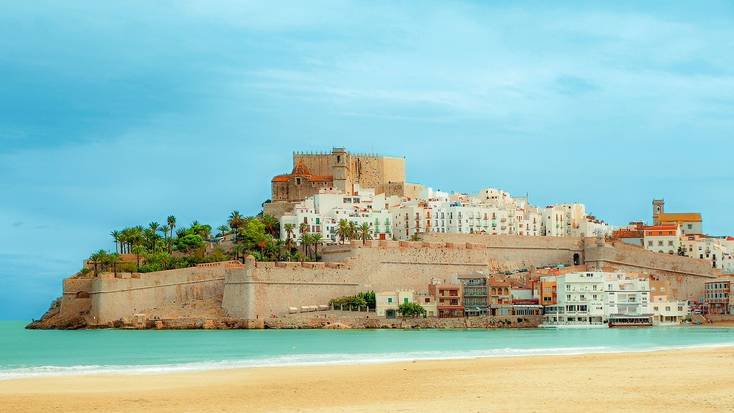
[332,147,348,193]
[652,199,664,225]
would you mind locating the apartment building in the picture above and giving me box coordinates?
[542,272,606,326]
[704,279,731,315]
[604,273,652,326]
[428,283,464,318]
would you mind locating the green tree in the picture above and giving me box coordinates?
[260,214,280,238]
[284,223,295,251]
[311,233,323,260]
[358,223,372,245]
[167,215,176,240]
[217,224,230,238]
[399,302,426,318]
[337,219,350,244]
[110,230,121,254]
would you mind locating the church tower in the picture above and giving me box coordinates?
[332,147,349,193]
[652,199,664,225]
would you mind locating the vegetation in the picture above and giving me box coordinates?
[398,302,427,318]
[357,291,376,310]
[85,211,306,276]
[328,291,376,310]
[329,295,368,308]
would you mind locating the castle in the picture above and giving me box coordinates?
[264,147,423,217]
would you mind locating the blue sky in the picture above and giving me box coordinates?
[2,1,734,320]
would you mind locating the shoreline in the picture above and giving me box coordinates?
[2,342,734,381]
[2,347,734,412]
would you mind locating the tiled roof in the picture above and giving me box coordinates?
[657,212,702,223]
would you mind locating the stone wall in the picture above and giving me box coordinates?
[87,267,226,325]
[52,234,723,328]
[585,240,717,300]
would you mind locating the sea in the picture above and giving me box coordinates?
[1,320,733,380]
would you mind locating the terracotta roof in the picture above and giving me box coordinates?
[643,225,678,231]
[657,212,702,223]
[613,229,643,238]
[272,175,290,183]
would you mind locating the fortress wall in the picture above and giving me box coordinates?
[234,241,584,318]
[585,242,717,278]
[87,267,226,324]
[421,233,584,251]
[584,241,716,301]
[58,278,94,320]
[294,153,333,177]
[248,263,360,318]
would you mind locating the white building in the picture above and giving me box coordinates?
[280,187,394,244]
[643,225,681,255]
[376,289,436,318]
[543,272,606,326]
[604,273,652,326]
[650,296,689,325]
[681,235,734,273]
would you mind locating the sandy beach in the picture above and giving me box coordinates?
[2,347,733,413]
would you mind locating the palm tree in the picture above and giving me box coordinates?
[348,221,358,241]
[337,220,350,244]
[358,223,372,245]
[228,211,244,241]
[232,244,246,263]
[260,214,280,238]
[300,233,312,259]
[311,233,323,260]
[299,222,309,237]
[217,224,230,238]
[132,244,145,272]
[284,223,295,250]
[167,215,176,239]
[109,253,120,276]
[111,230,120,253]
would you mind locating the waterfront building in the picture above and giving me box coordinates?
[704,279,732,315]
[539,276,558,306]
[489,278,512,316]
[428,283,464,318]
[604,273,652,326]
[511,287,542,316]
[376,289,416,318]
[457,273,489,316]
[415,292,438,317]
[650,295,689,325]
[543,272,606,326]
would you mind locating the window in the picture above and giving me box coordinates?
[387,297,393,303]
[403,297,409,304]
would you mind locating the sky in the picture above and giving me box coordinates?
[2,1,734,320]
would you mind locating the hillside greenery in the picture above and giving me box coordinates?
[85,211,315,276]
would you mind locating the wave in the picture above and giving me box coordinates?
[2,342,733,380]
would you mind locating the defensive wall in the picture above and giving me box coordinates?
[51,236,721,326]
[585,239,718,301]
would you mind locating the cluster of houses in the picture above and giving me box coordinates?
[373,270,722,327]
[613,199,734,273]
[279,185,612,244]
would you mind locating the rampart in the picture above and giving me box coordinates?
[48,235,721,327]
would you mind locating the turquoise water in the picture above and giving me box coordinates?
[1,321,733,379]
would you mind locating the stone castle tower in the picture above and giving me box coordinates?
[264,147,408,217]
